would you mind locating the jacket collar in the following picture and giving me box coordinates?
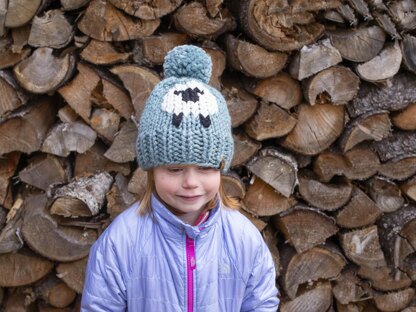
[150,193,221,240]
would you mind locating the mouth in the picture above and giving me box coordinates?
[177,195,202,201]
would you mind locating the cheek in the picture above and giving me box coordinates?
[205,174,221,192]
[154,175,178,196]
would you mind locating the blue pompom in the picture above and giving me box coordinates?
[163,45,212,83]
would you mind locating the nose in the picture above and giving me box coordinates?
[182,168,198,189]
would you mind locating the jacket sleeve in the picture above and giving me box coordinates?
[241,239,280,312]
[81,234,127,311]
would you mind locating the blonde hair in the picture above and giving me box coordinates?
[137,169,240,216]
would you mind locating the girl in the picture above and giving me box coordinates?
[81,45,279,311]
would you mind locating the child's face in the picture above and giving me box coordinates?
[153,164,221,221]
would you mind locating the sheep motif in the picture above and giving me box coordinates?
[161,80,218,128]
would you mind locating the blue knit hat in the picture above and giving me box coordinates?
[136,45,234,171]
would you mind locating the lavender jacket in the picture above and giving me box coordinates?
[81,195,279,311]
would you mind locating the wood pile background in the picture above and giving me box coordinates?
[0,0,416,311]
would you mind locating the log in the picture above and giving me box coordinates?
[358,265,412,292]
[379,156,416,181]
[374,288,415,312]
[140,33,189,66]
[333,268,371,305]
[246,147,297,198]
[80,39,132,65]
[0,97,57,155]
[273,206,338,253]
[28,10,73,49]
[373,131,416,162]
[108,0,182,20]
[13,47,75,94]
[0,37,31,69]
[347,0,371,20]
[222,73,258,128]
[336,186,382,229]
[281,103,345,155]
[0,249,53,287]
[106,173,138,219]
[0,197,24,253]
[226,0,326,51]
[387,0,416,31]
[298,170,352,211]
[323,10,345,24]
[221,173,246,200]
[240,207,267,232]
[127,167,147,197]
[339,111,391,152]
[56,257,88,294]
[336,4,358,26]
[74,142,131,177]
[348,73,416,118]
[3,287,37,311]
[0,70,28,118]
[401,35,416,74]
[51,172,113,217]
[367,177,404,213]
[0,152,19,208]
[104,120,137,163]
[110,64,160,119]
[89,108,120,143]
[40,121,97,157]
[206,0,222,17]
[202,42,226,90]
[392,102,416,131]
[61,0,89,10]
[243,176,296,217]
[58,62,100,122]
[373,12,401,39]
[173,2,236,39]
[244,73,302,110]
[244,101,297,141]
[328,26,386,62]
[224,34,288,79]
[282,245,346,299]
[78,0,160,41]
[303,66,360,105]
[262,225,280,276]
[355,41,402,82]
[11,25,30,54]
[21,194,97,262]
[231,131,261,167]
[4,0,42,28]
[58,105,79,123]
[19,154,68,191]
[289,38,342,80]
[280,282,333,312]
[36,275,76,308]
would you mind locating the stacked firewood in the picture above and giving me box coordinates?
[0,0,416,310]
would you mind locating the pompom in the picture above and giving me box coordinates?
[163,45,212,83]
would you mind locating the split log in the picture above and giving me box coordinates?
[282,245,346,299]
[387,1,416,31]
[339,111,391,152]
[206,0,222,17]
[100,78,134,121]
[246,147,297,198]
[298,170,352,211]
[28,10,73,49]
[223,79,258,128]
[392,102,416,131]
[231,131,261,168]
[104,120,137,163]
[240,207,267,232]
[323,10,345,24]
[328,26,386,62]
[0,37,31,69]
[367,177,404,213]
[127,167,147,197]
[226,0,327,51]
[0,197,24,253]
[58,62,100,122]
[280,282,333,312]
[89,108,120,143]
[4,0,42,28]
[379,156,416,181]
[336,4,357,26]
[374,288,415,312]
[58,105,79,123]
[3,287,37,311]
[19,154,68,191]
[221,173,245,200]
[36,275,76,308]
[348,73,416,118]
[41,121,97,157]
[243,176,296,217]
[373,131,416,162]
[0,152,19,208]
[355,41,402,82]
[401,35,416,74]
[336,186,382,229]
[303,66,360,105]
[281,103,345,155]
[0,70,28,118]
[289,38,342,80]
[333,268,371,305]
[347,0,371,20]
[244,101,297,141]
[80,39,132,65]
[108,0,182,20]
[224,34,288,79]
[74,142,131,178]
[262,225,280,276]
[202,42,226,90]
[14,47,75,94]
[61,0,90,10]
[56,257,88,294]
[373,12,401,39]
[244,73,302,110]
[11,25,31,54]
[273,206,338,253]
[340,225,387,268]
[78,0,160,41]
[0,97,57,155]
[0,249,53,287]
[110,65,160,119]
[51,172,113,217]
[173,2,236,39]
[21,194,97,262]
[140,33,188,66]
[358,265,412,292]
[106,173,138,218]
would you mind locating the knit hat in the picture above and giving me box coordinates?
[136,45,234,171]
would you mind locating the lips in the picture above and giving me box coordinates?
[177,195,202,201]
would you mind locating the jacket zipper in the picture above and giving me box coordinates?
[186,235,196,312]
